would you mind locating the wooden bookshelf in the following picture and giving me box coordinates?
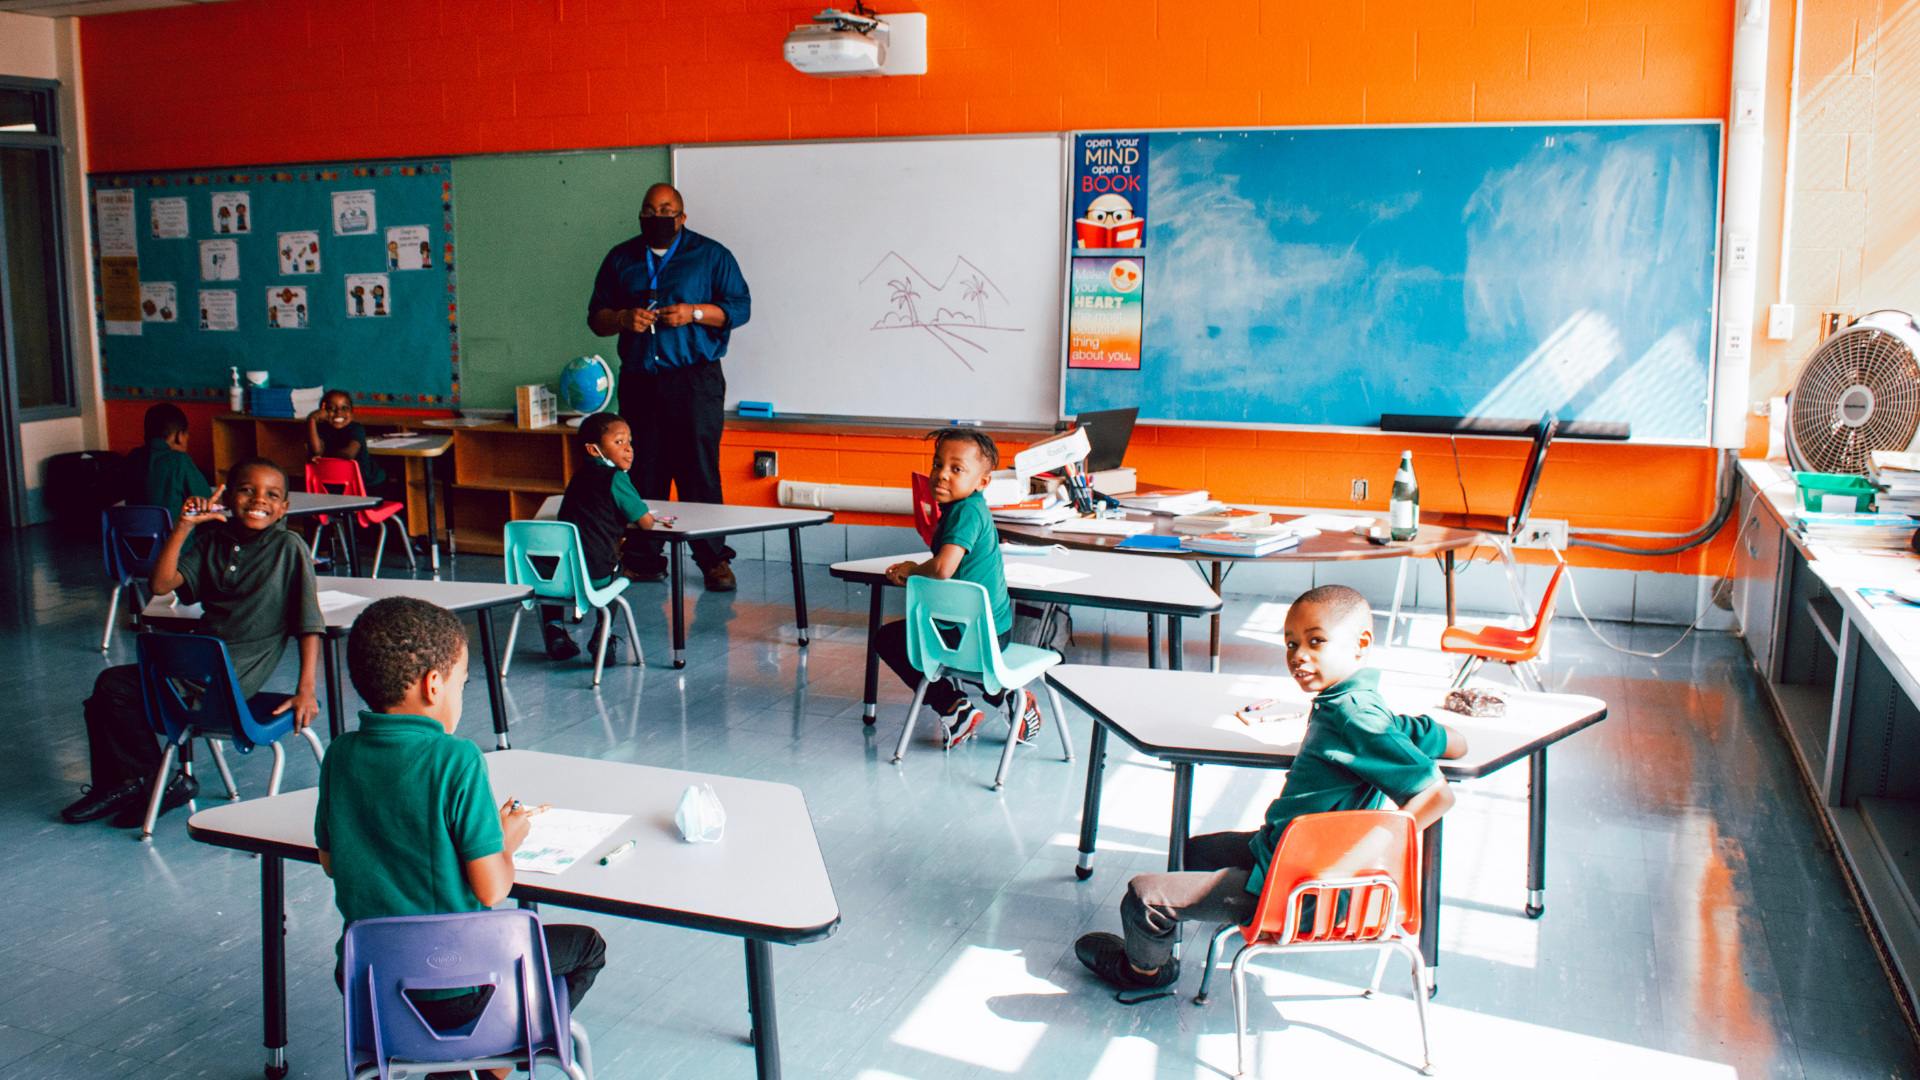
[211,414,447,545]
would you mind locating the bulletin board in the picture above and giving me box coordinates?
[89,158,458,406]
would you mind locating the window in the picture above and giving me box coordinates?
[0,77,76,420]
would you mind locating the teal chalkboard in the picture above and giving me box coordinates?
[90,159,456,406]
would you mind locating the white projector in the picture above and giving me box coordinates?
[784,16,889,77]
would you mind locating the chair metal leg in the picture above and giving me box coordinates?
[102,583,122,651]
[267,742,287,796]
[1389,558,1409,645]
[992,690,1021,791]
[569,1017,594,1080]
[1194,923,1238,1005]
[1404,939,1434,1074]
[1231,947,1255,1077]
[1450,655,1483,688]
[1365,944,1393,996]
[500,607,522,678]
[892,665,939,764]
[1045,684,1073,762]
[207,739,240,800]
[370,523,386,578]
[298,726,326,764]
[138,744,179,842]
[1518,659,1545,691]
[394,519,417,570]
[1494,536,1530,618]
[615,596,644,666]
[590,608,611,687]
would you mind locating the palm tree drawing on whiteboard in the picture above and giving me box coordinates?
[861,253,1023,371]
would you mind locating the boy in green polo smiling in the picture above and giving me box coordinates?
[1075,584,1468,994]
[316,597,605,1069]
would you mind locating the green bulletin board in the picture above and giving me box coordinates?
[89,159,457,406]
[450,150,670,411]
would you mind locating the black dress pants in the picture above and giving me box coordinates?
[618,360,734,572]
[83,664,163,789]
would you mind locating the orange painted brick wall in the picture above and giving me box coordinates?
[80,0,1738,574]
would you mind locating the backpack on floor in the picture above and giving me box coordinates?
[1010,600,1073,660]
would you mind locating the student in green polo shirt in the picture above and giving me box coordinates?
[876,428,1042,749]
[1075,584,1469,994]
[542,411,659,662]
[316,596,605,1056]
[122,402,212,516]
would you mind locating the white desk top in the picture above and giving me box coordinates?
[1046,665,1608,779]
[286,492,382,517]
[187,749,840,944]
[831,547,1222,617]
[646,501,833,540]
[141,575,532,633]
[1813,561,1920,709]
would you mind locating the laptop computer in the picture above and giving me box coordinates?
[1075,407,1139,472]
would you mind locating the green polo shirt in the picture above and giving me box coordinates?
[315,711,504,951]
[134,438,211,516]
[316,420,385,487]
[174,523,325,698]
[932,491,1011,635]
[1246,668,1450,895]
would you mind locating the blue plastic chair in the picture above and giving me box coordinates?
[500,520,642,685]
[101,505,172,651]
[134,633,325,841]
[890,577,1073,790]
[343,910,593,1080]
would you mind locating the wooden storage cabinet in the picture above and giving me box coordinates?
[448,424,583,556]
[211,414,446,541]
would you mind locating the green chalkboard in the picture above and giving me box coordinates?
[451,150,670,411]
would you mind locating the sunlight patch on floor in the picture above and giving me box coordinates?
[890,945,1064,1072]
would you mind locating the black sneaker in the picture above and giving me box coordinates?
[543,621,582,662]
[941,699,985,749]
[621,567,667,584]
[1075,932,1179,992]
[60,779,146,824]
[111,771,200,829]
[1015,690,1044,742]
[601,635,624,666]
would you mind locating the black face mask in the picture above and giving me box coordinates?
[639,215,679,247]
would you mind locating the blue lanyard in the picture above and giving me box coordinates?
[644,232,684,300]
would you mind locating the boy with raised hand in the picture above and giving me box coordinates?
[123,401,212,516]
[63,458,325,827]
[317,596,605,1071]
[1074,584,1469,994]
[877,428,1043,748]
[543,411,658,662]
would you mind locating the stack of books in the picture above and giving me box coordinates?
[1794,511,1919,550]
[1871,450,1920,517]
[1115,489,1213,515]
[249,386,324,418]
[992,497,1076,526]
[1173,508,1273,535]
[1180,527,1305,556]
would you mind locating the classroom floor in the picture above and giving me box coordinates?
[0,519,1913,1080]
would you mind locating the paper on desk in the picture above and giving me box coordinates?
[366,436,434,449]
[420,417,496,428]
[315,590,370,613]
[1287,513,1375,534]
[1004,564,1090,587]
[1212,709,1309,750]
[511,809,631,875]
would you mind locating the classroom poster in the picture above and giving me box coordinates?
[386,225,431,269]
[1066,257,1144,370]
[266,285,307,329]
[278,231,320,274]
[199,238,239,281]
[101,256,142,336]
[149,197,188,239]
[211,191,251,234]
[344,273,389,318]
[332,190,375,236]
[1071,133,1148,250]
[95,190,138,257]
[198,289,237,331]
[140,282,177,324]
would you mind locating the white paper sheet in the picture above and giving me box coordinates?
[314,590,370,614]
[1003,564,1090,586]
[1287,513,1375,534]
[1049,518,1151,536]
[366,436,435,449]
[511,809,631,875]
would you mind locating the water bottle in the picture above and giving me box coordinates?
[1389,451,1419,541]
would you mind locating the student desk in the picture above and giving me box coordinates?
[1044,665,1608,991]
[138,576,533,748]
[365,431,453,572]
[187,749,840,1080]
[829,547,1224,723]
[996,514,1482,671]
[283,492,383,577]
[644,501,835,668]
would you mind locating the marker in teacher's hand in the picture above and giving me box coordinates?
[599,840,636,866]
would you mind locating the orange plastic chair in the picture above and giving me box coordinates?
[305,457,414,578]
[1438,560,1566,691]
[1192,809,1432,1077]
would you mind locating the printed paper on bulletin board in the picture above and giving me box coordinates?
[88,159,457,407]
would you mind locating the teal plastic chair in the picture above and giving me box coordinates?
[890,577,1073,790]
[500,520,642,686]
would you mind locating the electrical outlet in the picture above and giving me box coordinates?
[753,450,778,478]
[1513,518,1569,550]
[1351,478,1368,502]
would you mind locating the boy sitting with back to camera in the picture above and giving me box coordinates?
[541,411,659,662]
[122,401,212,517]
[317,597,605,1078]
[1075,584,1467,993]
[877,428,1044,747]
[63,458,325,827]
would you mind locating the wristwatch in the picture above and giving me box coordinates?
[693,307,705,324]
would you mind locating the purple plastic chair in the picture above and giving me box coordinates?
[101,505,172,651]
[343,910,593,1080]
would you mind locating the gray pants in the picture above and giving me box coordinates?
[1120,830,1261,971]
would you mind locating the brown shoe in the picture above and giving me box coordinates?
[702,561,737,592]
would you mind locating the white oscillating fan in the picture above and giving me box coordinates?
[1786,309,1920,474]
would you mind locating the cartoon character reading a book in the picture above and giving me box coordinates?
[371,283,387,316]
[388,240,400,270]
[350,284,365,316]
[1074,193,1143,249]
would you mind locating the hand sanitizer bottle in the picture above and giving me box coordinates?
[229,367,245,414]
[1389,451,1419,541]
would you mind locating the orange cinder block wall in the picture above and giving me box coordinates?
[81,0,1736,574]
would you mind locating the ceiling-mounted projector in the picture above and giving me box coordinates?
[784,8,926,78]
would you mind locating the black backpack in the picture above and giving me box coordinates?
[40,450,125,521]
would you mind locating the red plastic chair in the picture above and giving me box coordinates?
[1193,810,1432,1077]
[1438,561,1567,691]
[305,457,413,578]
[911,471,939,546]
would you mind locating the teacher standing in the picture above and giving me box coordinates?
[589,183,752,593]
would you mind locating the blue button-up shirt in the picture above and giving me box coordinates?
[588,228,752,375]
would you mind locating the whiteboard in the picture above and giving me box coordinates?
[674,136,1064,424]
